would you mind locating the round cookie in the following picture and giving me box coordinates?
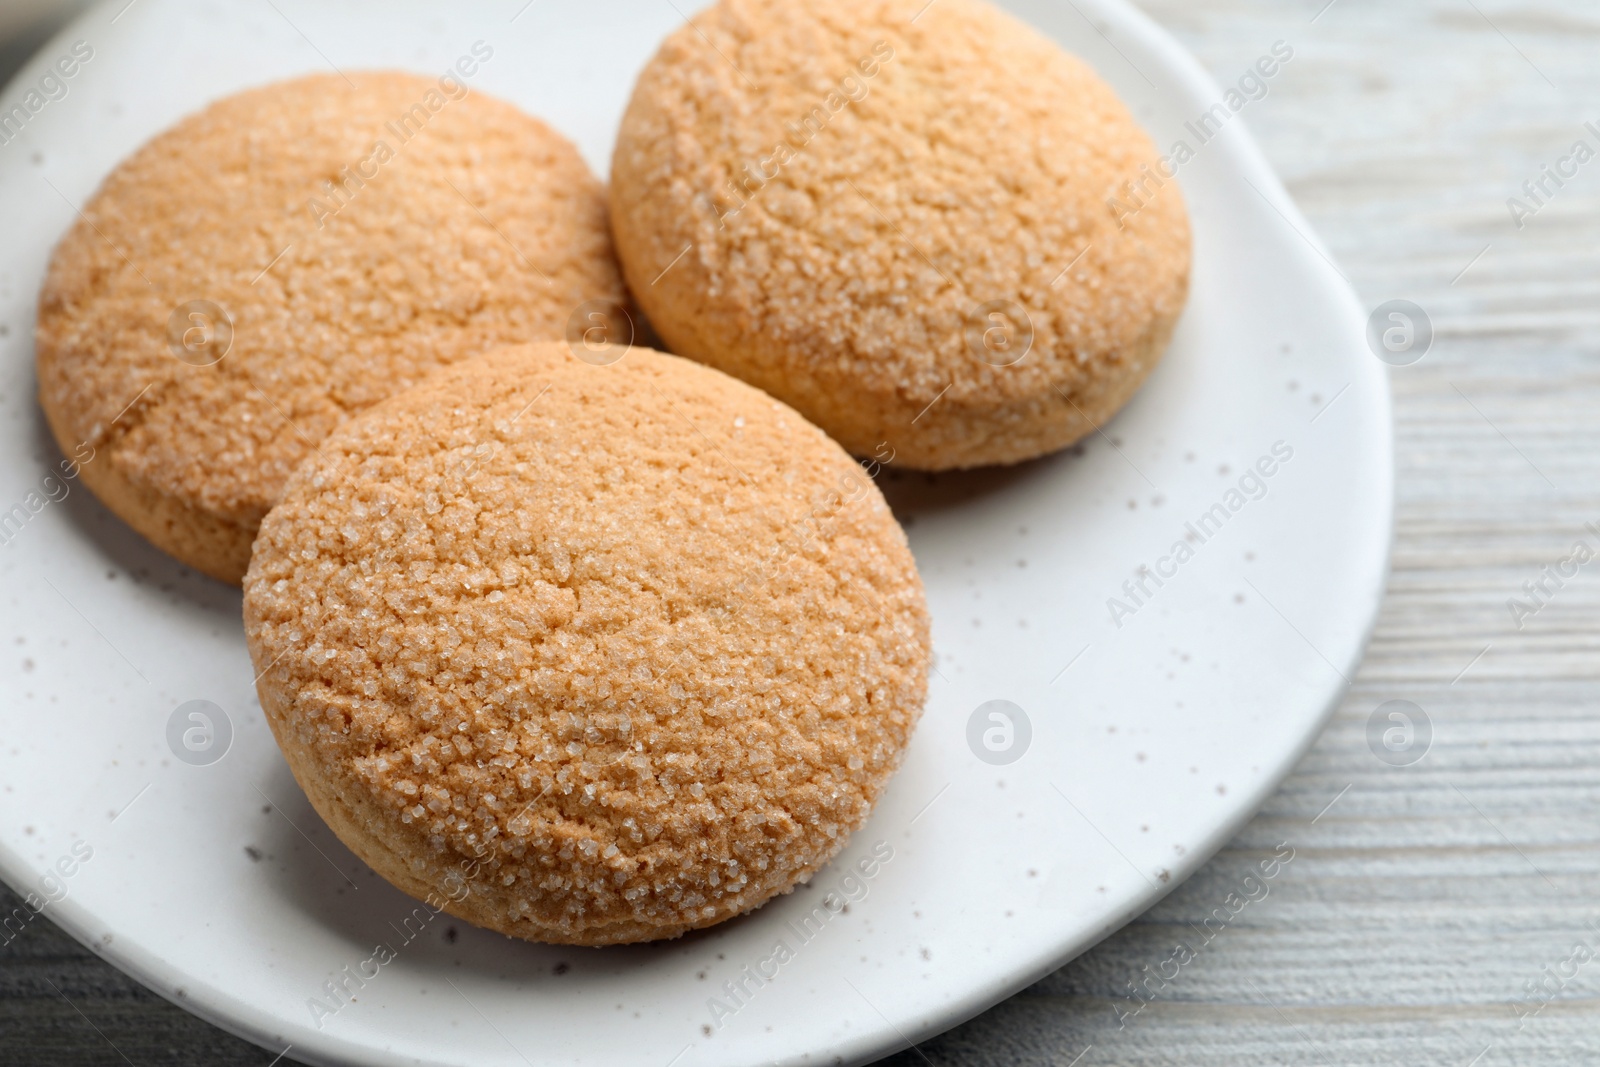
[37,70,626,583]
[243,342,930,946]
[611,0,1190,470]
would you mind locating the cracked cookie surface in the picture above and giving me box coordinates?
[37,71,623,582]
[243,342,930,946]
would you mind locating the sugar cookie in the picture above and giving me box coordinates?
[611,0,1190,469]
[38,70,625,582]
[243,342,930,945]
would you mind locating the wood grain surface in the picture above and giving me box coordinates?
[3,0,1598,1064]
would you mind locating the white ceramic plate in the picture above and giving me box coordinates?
[0,1,1391,1064]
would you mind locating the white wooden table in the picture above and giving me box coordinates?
[3,0,1598,1063]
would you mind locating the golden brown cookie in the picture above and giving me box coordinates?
[37,70,626,583]
[611,0,1190,470]
[243,342,930,946]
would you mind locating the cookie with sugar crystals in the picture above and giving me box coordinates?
[38,70,626,583]
[243,342,930,946]
[611,0,1190,470]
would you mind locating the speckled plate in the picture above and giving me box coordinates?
[0,1,1391,1064]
